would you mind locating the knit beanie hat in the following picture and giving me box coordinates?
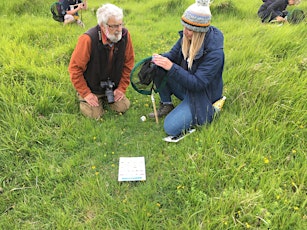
[181,0,211,32]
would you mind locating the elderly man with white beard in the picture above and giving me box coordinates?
[69,3,135,119]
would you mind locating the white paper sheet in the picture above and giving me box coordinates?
[118,157,146,181]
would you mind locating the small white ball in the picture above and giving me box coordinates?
[140,115,146,122]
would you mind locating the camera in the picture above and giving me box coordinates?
[100,80,115,104]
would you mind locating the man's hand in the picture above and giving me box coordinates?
[78,3,85,9]
[114,89,124,102]
[84,93,99,106]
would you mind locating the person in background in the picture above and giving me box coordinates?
[148,0,225,137]
[68,3,134,119]
[257,0,301,23]
[62,0,87,27]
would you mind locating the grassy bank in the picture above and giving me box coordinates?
[0,0,306,229]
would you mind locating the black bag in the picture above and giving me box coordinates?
[50,1,65,22]
[287,9,305,24]
[138,60,158,85]
[130,57,168,95]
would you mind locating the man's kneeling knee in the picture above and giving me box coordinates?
[79,101,104,119]
[64,14,75,25]
[109,96,130,113]
[79,96,130,119]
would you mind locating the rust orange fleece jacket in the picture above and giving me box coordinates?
[68,29,135,98]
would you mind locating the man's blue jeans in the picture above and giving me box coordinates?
[156,76,193,136]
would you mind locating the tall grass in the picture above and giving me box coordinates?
[1,0,306,229]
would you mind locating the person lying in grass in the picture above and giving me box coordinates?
[148,0,225,137]
[62,0,87,27]
[257,0,302,23]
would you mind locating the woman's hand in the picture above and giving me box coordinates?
[152,54,173,71]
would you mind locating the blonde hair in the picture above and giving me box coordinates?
[182,31,206,69]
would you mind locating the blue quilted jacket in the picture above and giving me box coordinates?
[164,26,225,125]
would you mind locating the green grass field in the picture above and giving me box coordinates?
[0,0,306,229]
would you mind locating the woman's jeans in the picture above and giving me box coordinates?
[155,76,193,136]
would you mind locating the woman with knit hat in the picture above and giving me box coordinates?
[148,0,225,137]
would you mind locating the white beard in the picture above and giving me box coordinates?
[106,28,122,43]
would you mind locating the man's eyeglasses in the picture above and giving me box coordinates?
[106,23,124,29]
